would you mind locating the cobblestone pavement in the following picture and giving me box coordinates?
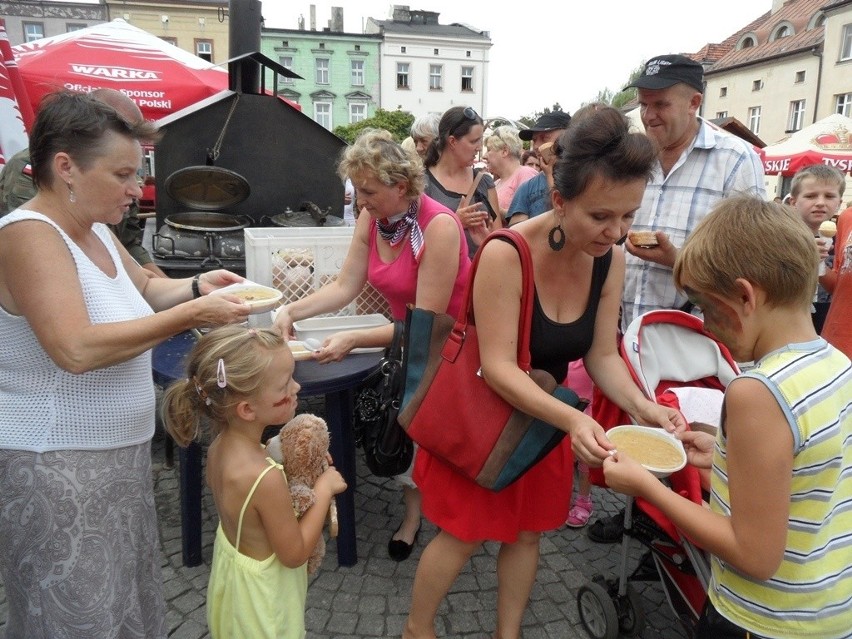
[0,402,691,639]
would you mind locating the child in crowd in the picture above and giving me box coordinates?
[788,163,845,332]
[603,196,852,638]
[161,325,346,639]
[565,359,594,527]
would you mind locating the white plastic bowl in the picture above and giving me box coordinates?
[209,281,283,314]
[606,425,687,478]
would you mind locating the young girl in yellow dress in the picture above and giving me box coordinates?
[162,325,346,638]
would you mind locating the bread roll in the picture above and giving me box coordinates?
[628,230,659,248]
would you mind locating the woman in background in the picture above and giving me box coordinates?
[274,129,472,562]
[521,149,541,172]
[424,106,502,257]
[484,125,539,221]
[410,112,441,160]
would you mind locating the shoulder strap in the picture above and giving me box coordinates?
[459,169,486,209]
[458,228,534,372]
[235,458,280,551]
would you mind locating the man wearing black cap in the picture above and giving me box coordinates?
[506,110,571,225]
[587,54,765,546]
[617,53,766,332]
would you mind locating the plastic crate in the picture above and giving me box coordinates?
[244,227,391,319]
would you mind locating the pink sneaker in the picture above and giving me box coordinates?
[566,495,593,528]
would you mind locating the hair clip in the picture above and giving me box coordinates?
[216,358,227,389]
[192,375,212,406]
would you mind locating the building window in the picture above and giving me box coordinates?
[836,93,852,117]
[429,64,443,91]
[161,36,177,45]
[195,39,212,62]
[720,87,727,98]
[319,43,325,49]
[752,80,763,91]
[351,60,364,86]
[716,111,728,119]
[433,48,439,55]
[795,70,806,83]
[349,103,366,124]
[401,46,406,53]
[466,51,471,57]
[397,62,409,89]
[461,66,473,92]
[748,106,761,135]
[788,100,806,131]
[354,44,361,51]
[773,25,792,40]
[842,24,852,61]
[23,22,44,42]
[314,102,332,130]
[279,56,294,85]
[282,40,289,47]
[739,35,756,49]
[66,23,86,32]
[315,58,329,84]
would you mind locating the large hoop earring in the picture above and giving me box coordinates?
[548,223,565,251]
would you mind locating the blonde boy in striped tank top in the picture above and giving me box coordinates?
[603,196,852,639]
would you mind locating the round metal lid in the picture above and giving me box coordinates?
[163,212,251,233]
[164,166,250,211]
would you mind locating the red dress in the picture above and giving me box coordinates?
[414,250,612,543]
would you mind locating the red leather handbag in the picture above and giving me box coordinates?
[398,228,586,491]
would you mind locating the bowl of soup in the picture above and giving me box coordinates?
[210,281,283,314]
[607,425,687,478]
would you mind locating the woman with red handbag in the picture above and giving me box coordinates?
[404,106,687,639]
[273,129,474,562]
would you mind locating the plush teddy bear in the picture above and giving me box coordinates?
[266,413,338,574]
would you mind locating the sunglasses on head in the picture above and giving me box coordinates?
[451,107,480,137]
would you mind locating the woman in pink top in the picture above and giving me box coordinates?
[484,125,539,220]
[274,128,471,562]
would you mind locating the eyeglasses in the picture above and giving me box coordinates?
[451,107,480,137]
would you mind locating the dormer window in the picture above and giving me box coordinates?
[738,35,756,49]
[771,23,794,41]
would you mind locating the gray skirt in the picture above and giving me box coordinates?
[0,443,167,639]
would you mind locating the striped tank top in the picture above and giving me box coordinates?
[708,338,852,638]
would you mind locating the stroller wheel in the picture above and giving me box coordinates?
[577,581,619,639]
[616,584,646,637]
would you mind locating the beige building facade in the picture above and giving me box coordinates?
[700,0,852,196]
[106,0,228,64]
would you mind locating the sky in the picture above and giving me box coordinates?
[259,0,772,120]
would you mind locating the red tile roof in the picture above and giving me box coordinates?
[703,0,828,74]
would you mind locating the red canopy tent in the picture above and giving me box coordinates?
[12,19,230,121]
[0,19,29,166]
[760,113,852,176]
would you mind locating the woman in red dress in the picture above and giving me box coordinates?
[404,106,686,639]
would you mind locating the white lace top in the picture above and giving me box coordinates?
[0,210,155,452]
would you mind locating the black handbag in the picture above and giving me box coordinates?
[352,320,414,477]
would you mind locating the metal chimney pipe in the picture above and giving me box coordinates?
[228,0,262,92]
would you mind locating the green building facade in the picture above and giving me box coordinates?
[260,28,382,131]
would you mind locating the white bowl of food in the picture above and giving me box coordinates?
[606,425,687,478]
[209,281,283,314]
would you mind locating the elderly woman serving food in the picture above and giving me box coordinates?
[0,90,250,638]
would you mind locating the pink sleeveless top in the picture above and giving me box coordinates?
[367,193,471,320]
